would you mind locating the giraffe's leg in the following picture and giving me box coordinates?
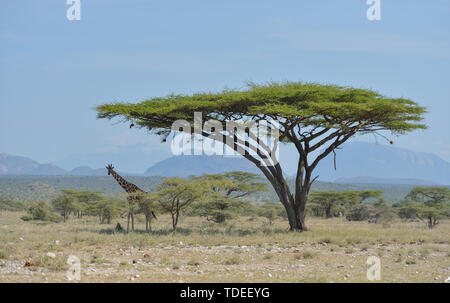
[131,211,135,232]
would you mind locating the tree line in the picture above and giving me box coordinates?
[1,173,448,231]
[306,186,450,228]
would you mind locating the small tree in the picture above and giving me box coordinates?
[153,177,205,232]
[73,190,104,218]
[394,187,450,228]
[192,193,253,223]
[397,202,443,228]
[309,190,383,218]
[0,197,26,212]
[21,201,62,223]
[257,203,283,224]
[96,197,124,224]
[51,191,77,222]
[308,191,345,218]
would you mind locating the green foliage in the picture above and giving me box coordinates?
[189,171,267,223]
[0,197,27,212]
[345,203,397,223]
[64,189,104,217]
[394,187,450,228]
[0,176,427,204]
[257,203,284,224]
[345,204,374,221]
[152,177,206,231]
[308,190,383,218]
[192,193,254,223]
[96,197,124,224]
[50,189,109,222]
[50,191,77,222]
[96,81,426,137]
[34,254,67,271]
[21,200,62,223]
[0,175,162,202]
[405,186,450,207]
[192,172,269,199]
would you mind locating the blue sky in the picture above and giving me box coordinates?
[1,0,449,171]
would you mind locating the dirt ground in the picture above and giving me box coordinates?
[0,211,448,282]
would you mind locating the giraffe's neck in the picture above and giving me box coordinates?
[111,170,141,193]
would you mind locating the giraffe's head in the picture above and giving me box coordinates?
[106,164,114,175]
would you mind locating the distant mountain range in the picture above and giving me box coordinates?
[335,176,440,186]
[0,153,106,176]
[144,155,260,177]
[313,142,450,185]
[1,142,450,185]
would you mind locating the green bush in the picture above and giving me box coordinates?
[346,205,374,221]
[192,194,254,223]
[257,203,284,224]
[0,197,27,212]
[21,201,62,223]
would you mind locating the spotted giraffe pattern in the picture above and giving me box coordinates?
[109,168,143,194]
[106,164,156,232]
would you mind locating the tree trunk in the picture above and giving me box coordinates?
[127,213,129,233]
[271,176,308,231]
[172,211,179,233]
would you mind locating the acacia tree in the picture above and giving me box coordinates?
[307,190,383,219]
[257,203,284,224]
[193,193,253,223]
[152,177,205,232]
[61,189,104,218]
[51,191,76,222]
[395,186,450,228]
[96,82,426,231]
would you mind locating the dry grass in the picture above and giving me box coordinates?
[0,211,448,282]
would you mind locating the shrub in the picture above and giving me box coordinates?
[21,201,62,223]
[257,203,284,224]
[0,198,27,212]
[193,194,253,223]
[187,258,201,266]
[224,255,240,265]
[34,254,67,271]
[346,205,374,221]
[295,251,317,259]
[0,251,8,259]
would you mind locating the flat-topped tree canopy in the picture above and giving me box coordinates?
[96,81,427,231]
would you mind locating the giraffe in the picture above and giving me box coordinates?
[106,164,156,233]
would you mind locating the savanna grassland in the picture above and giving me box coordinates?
[0,211,448,283]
